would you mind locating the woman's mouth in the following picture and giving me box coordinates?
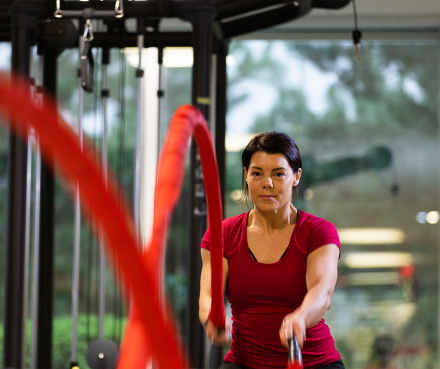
[260,195,275,200]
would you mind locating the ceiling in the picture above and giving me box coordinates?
[160,0,440,39]
[282,0,440,31]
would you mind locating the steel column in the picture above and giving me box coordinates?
[209,41,229,368]
[4,4,34,368]
[214,40,228,214]
[36,43,58,369]
[186,2,214,367]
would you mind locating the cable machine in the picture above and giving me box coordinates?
[2,1,352,368]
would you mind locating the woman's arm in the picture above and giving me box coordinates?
[199,248,230,346]
[279,244,339,348]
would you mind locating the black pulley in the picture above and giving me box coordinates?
[42,19,78,49]
[86,339,119,369]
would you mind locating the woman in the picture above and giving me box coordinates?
[199,132,344,369]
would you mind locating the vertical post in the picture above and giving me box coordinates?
[37,42,58,369]
[71,32,84,369]
[209,39,228,369]
[23,48,35,366]
[186,2,214,367]
[134,18,145,241]
[98,47,110,341]
[30,46,44,369]
[214,40,228,214]
[4,3,33,367]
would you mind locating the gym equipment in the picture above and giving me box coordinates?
[287,336,303,369]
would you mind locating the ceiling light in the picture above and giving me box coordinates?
[426,211,439,224]
[225,134,255,152]
[338,228,405,244]
[124,47,141,68]
[230,190,242,201]
[345,272,400,285]
[344,252,413,268]
[226,55,236,66]
[304,188,314,200]
[163,47,193,68]
[416,212,427,224]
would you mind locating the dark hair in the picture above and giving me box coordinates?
[241,132,302,203]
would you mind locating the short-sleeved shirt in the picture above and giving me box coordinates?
[201,210,341,369]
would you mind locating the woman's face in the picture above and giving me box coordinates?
[244,151,301,214]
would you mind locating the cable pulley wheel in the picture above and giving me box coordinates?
[86,339,119,369]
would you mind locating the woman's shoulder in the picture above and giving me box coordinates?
[299,210,336,229]
[297,210,340,252]
[201,212,248,255]
[222,212,248,229]
[202,212,248,241]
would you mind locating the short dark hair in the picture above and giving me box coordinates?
[241,132,302,203]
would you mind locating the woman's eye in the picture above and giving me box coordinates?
[251,172,261,176]
[275,172,285,177]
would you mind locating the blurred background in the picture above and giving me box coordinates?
[0,1,439,368]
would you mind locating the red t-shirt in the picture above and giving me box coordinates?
[201,210,341,369]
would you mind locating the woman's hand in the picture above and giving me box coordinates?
[205,317,232,347]
[279,310,306,349]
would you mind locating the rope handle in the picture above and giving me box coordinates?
[80,22,94,94]
[287,336,303,369]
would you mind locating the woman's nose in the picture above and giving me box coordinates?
[262,175,273,188]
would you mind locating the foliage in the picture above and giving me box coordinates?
[0,314,126,369]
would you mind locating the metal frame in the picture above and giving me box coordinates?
[2,0,351,367]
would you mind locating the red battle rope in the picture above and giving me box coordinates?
[0,75,225,368]
[145,104,226,328]
[119,105,226,366]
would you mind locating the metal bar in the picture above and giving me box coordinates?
[91,32,192,49]
[56,9,120,19]
[221,2,312,39]
[134,32,144,240]
[214,0,349,19]
[23,120,32,369]
[4,8,32,368]
[210,40,228,369]
[2,31,192,49]
[36,43,56,369]
[214,41,227,213]
[30,142,42,369]
[215,0,290,20]
[22,47,37,367]
[71,35,84,368]
[188,7,213,367]
[311,0,351,9]
[98,49,109,340]
[157,48,163,153]
[57,0,175,18]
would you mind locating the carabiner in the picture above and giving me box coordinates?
[115,0,124,18]
[54,0,62,18]
[83,19,94,42]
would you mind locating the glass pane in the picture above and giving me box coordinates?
[226,39,439,368]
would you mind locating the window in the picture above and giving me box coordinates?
[225,39,439,368]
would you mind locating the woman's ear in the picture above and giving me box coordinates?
[293,168,302,186]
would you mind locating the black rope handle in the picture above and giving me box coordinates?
[81,40,94,93]
[288,336,302,366]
